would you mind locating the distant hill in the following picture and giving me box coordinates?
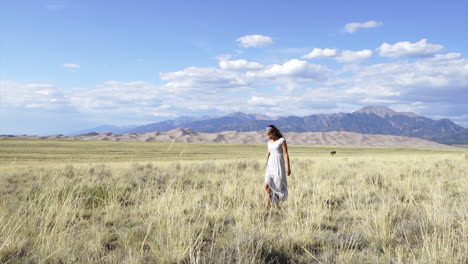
[75,106,467,144]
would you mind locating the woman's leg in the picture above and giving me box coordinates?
[264,184,271,209]
[273,195,280,209]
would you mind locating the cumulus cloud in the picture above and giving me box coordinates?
[66,80,262,121]
[284,90,340,110]
[302,48,338,59]
[236,34,273,48]
[302,48,372,63]
[159,58,331,94]
[336,49,373,63]
[160,67,249,92]
[218,57,264,71]
[64,63,80,69]
[0,81,71,111]
[343,54,468,104]
[249,59,331,80]
[244,91,340,116]
[428,52,461,61]
[378,39,444,58]
[248,96,278,107]
[343,20,382,33]
[0,80,189,122]
[67,80,175,116]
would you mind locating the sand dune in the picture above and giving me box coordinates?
[3,128,454,148]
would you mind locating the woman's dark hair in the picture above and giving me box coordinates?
[266,124,284,139]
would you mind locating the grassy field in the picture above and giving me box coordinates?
[0,139,460,168]
[0,139,467,263]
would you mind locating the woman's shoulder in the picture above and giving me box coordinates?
[268,138,285,144]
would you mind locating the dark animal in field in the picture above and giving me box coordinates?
[330,151,336,157]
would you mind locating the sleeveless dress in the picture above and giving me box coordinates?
[265,137,288,202]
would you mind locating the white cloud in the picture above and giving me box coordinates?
[302,48,372,63]
[336,49,373,63]
[66,80,260,120]
[343,20,382,33]
[428,52,461,61]
[243,59,332,92]
[64,63,80,69]
[302,48,338,59]
[343,54,468,103]
[378,39,444,58]
[248,96,278,107]
[160,67,249,91]
[67,80,173,115]
[242,91,341,116]
[218,57,264,71]
[245,89,341,116]
[361,98,399,104]
[160,59,331,94]
[0,81,70,111]
[236,34,273,48]
[249,59,330,80]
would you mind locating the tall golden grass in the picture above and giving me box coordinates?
[0,140,466,263]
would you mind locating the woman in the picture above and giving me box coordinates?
[264,125,291,209]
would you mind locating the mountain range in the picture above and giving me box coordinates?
[72,106,467,145]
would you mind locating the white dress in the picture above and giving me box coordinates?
[265,137,288,202]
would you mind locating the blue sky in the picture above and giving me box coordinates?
[1,0,467,135]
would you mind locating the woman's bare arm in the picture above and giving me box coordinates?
[282,140,291,176]
[265,150,270,167]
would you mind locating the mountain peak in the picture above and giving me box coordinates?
[354,106,418,118]
[253,114,279,121]
[225,112,254,121]
[225,112,279,121]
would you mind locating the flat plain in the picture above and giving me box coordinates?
[0,139,466,263]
